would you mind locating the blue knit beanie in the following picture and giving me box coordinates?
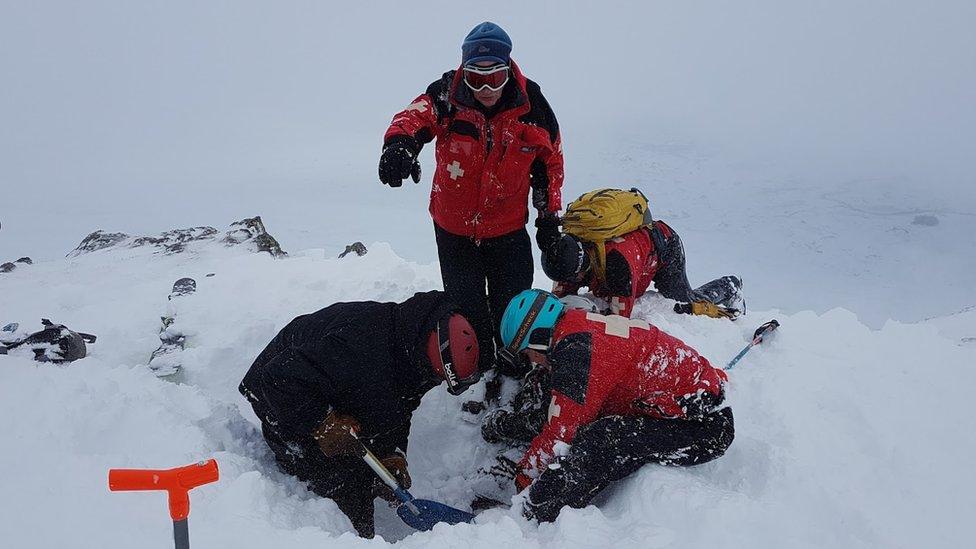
[461,22,512,66]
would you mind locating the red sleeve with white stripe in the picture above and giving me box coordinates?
[383,95,440,143]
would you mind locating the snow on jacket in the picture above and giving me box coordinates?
[239,291,455,450]
[517,308,728,482]
[553,221,678,317]
[384,60,564,240]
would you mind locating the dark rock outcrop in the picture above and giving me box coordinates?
[71,232,130,255]
[338,242,368,258]
[222,216,286,258]
[0,257,32,273]
[68,216,286,258]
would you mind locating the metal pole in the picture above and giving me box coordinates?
[173,519,189,549]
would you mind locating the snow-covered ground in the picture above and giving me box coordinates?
[1,242,973,547]
[2,2,975,546]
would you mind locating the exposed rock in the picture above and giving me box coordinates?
[132,227,218,254]
[222,216,286,258]
[338,242,368,258]
[68,216,286,258]
[0,257,33,273]
[71,231,130,256]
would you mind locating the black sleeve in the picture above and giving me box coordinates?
[240,346,335,439]
[651,226,696,302]
[523,79,560,212]
[549,332,592,405]
[370,413,413,456]
[424,71,456,128]
[521,79,559,142]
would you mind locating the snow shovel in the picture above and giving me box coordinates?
[354,437,475,531]
[725,319,779,370]
[108,459,219,549]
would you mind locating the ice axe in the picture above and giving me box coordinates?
[354,436,475,531]
[725,319,780,370]
[108,459,219,549]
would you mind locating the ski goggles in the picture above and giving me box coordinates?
[462,64,510,92]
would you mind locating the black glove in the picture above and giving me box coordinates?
[534,213,561,252]
[378,137,421,187]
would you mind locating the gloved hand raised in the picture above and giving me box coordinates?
[311,411,362,457]
[378,137,421,187]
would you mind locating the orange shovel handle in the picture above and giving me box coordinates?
[109,459,219,520]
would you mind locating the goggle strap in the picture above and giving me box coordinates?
[462,64,509,75]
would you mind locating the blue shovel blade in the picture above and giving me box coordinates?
[396,498,476,531]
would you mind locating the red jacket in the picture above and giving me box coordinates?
[384,60,563,239]
[553,221,677,317]
[517,309,727,485]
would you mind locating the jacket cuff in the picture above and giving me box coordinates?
[384,134,421,155]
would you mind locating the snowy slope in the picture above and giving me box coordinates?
[1,244,973,548]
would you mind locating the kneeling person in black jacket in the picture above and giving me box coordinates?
[239,291,479,538]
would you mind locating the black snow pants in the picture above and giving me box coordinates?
[260,424,384,538]
[653,228,742,308]
[525,408,735,523]
[434,223,534,370]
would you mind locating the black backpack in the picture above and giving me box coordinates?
[0,319,97,363]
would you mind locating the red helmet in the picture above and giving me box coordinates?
[426,313,481,395]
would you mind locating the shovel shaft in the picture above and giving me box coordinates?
[173,519,189,549]
[359,442,407,501]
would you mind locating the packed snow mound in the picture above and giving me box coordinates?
[1,244,973,548]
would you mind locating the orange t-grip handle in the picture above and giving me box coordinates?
[108,459,219,520]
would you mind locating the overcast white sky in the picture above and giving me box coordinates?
[2,0,974,321]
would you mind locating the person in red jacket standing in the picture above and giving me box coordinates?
[379,22,564,372]
[543,219,744,319]
[494,289,734,522]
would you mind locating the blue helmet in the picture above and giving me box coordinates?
[499,289,565,353]
[461,21,512,66]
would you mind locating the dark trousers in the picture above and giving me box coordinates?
[261,424,378,538]
[434,223,534,370]
[526,408,735,522]
[653,229,742,307]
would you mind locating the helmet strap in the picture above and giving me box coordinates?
[436,316,460,390]
[502,291,549,358]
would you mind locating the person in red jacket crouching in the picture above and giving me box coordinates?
[544,219,744,319]
[379,22,564,371]
[496,289,734,522]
